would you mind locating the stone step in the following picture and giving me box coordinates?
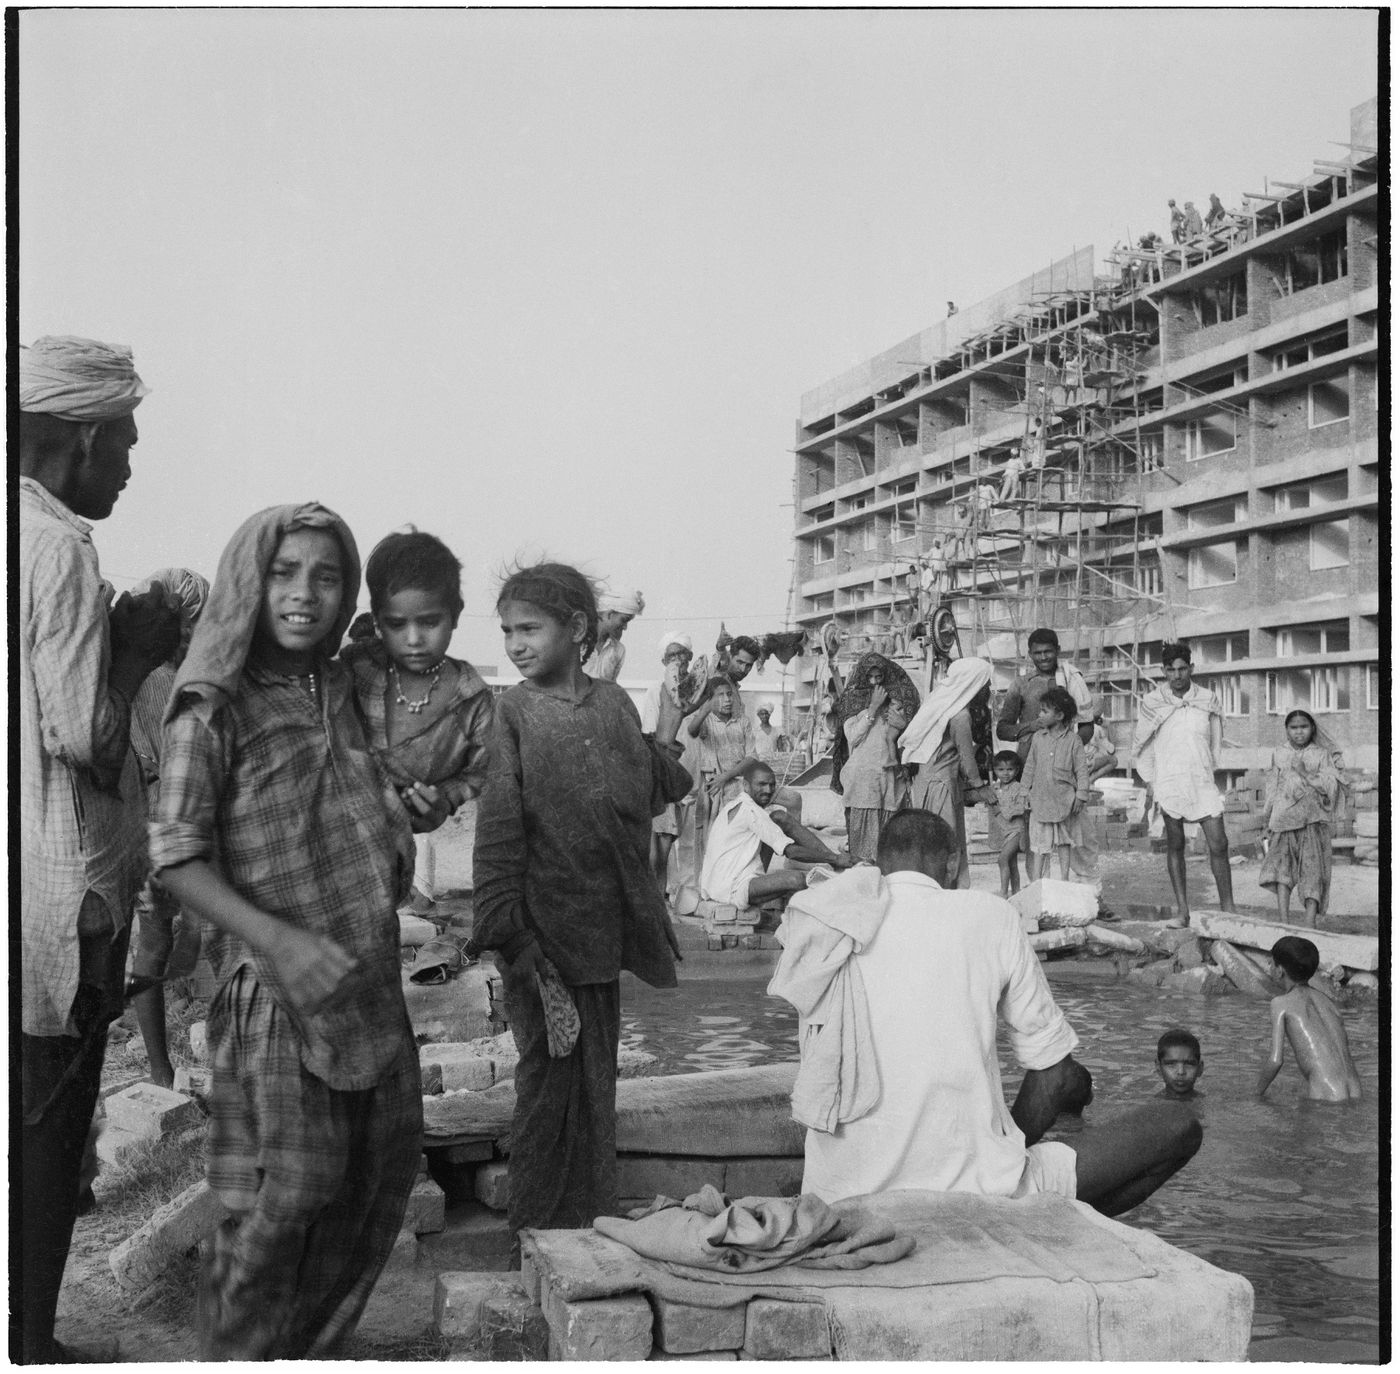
[1191,911,1378,973]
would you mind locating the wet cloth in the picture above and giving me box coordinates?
[595,1186,912,1272]
[768,867,889,1133]
[701,793,794,907]
[19,477,147,1039]
[830,653,921,796]
[19,334,149,421]
[800,871,1077,1204]
[200,967,421,1360]
[343,638,494,810]
[1133,683,1224,821]
[997,663,1095,760]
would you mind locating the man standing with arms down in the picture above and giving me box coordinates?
[17,336,178,1362]
[778,811,1201,1215]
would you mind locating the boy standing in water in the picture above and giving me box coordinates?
[1256,937,1362,1102]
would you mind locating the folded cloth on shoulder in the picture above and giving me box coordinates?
[593,1185,913,1273]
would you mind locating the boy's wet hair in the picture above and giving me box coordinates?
[992,749,1023,774]
[1160,640,1192,667]
[1040,685,1078,723]
[497,560,599,664]
[1271,936,1319,983]
[730,635,761,659]
[1027,627,1060,651]
[1157,1028,1201,1061]
[365,530,464,621]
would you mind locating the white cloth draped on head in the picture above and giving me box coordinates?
[133,567,211,626]
[898,657,993,766]
[598,589,645,617]
[19,335,149,422]
[658,629,693,658]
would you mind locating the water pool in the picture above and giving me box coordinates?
[620,973,1382,1362]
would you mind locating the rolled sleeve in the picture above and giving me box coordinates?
[149,705,225,873]
[998,920,1079,1070]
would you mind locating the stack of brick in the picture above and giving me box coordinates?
[698,899,761,950]
[97,1082,203,1165]
[1353,810,1380,866]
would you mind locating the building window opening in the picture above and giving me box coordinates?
[1272,473,1347,511]
[1271,326,1349,371]
[1266,666,1349,714]
[1276,620,1349,656]
[1205,672,1251,717]
[1191,272,1247,325]
[1186,495,1248,529]
[1277,229,1348,294]
[1194,632,1250,665]
[814,534,836,565]
[1309,519,1350,571]
[1308,378,1350,428]
[1366,664,1378,710]
[1187,540,1239,589]
[1186,410,1237,460]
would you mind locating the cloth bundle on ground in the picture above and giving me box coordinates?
[594,1184,913,1273]
[19,335,149,421]
[767,867,888,1132]
[829,653,922,796]
[407,931,477,984]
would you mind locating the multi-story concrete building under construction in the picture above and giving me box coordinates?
[789,96,1380,775]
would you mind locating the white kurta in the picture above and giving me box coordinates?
[801,872,1078,1203]
[1135,685,1224,821]
[700,793,792,907]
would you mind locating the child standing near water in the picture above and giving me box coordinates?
[1257,937,1362,1102]
[151,504,426,1358]
[988,750,1031,896]
[344,531,494,915]
[1258,709,1343,927]
[1021,686,1091,881]
[470,563,693,1240]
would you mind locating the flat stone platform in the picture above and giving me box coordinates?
[1191,910,1378,973]
[516,1191,1254,1361]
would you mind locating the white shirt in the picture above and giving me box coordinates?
[700,792,792,907]
[753,722,780,761]
[802,871,1078,1203]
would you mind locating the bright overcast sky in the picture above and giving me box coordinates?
[18,8,1379,677]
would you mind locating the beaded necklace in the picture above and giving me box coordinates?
[391,661,444,715]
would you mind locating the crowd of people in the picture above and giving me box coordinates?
[18,334,1362,1363]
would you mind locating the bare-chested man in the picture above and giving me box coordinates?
[1256,936,1362,1102]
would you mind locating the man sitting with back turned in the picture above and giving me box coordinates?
[777,810,1201,1216]
[700,761,853,909]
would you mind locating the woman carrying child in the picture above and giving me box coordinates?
[1258,709,1344,926]
[832,653,920,862]
[471,563,693,1242]
[1022,685,1092,881]
[343,530,494,918]
[151,504,429,1358]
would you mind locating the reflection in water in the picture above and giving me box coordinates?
[620,973,1380,1360]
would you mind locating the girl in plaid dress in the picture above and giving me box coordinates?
[151,504,430,1359]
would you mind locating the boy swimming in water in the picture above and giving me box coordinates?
[1155,1028,1204,1101]
[1256,937,1362,1102]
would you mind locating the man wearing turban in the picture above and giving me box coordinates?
[584,587,644,683]
[18,336,180,1361]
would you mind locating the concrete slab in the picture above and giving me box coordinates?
[1191,911,1378,972]
[109,1181,230,1292]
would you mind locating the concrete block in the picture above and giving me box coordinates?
[544,1288,653,1361]
[419,1043,497,1092]
[1172,937,1208,970]
[1010,878,1098,929]
[94,1122,149,1165]
[617,1155,727,1201]
[188,1020,208,1062]
[651,1294,746,1354]
[652,1351,740,1360]
[172,1065,211,1097]
[403,1178,446,1234]
[436,1138,495,1165]
[723,1157,805,1198]
[399,912,438,946]
[481,1286,550,1360]
[1354,812,1379,838]
[1084,924,1145,954]
[110,1181,230,1292]
[1159,966,1233,997]
[417,1200,514,1272]
[473,1160,510,1211]
[1027,926,1087,954]
[743,1300,830,1360]
[433,1271,525,1339]
[1125,961,1170,990]
[1191,911,1377,973]
[104,1082,202,1138]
